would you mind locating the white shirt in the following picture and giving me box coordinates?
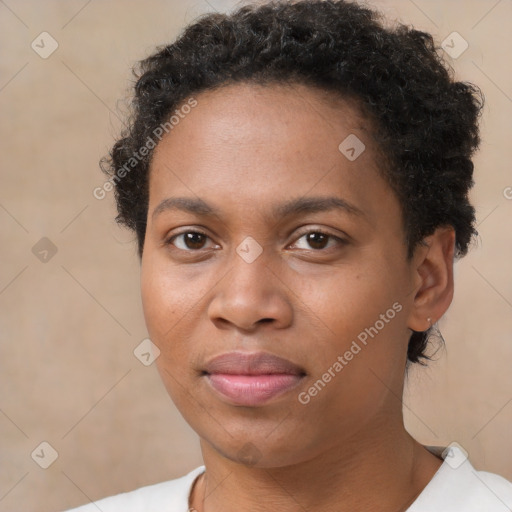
[63,446,512,511]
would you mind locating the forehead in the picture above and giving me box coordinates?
[147,81,395,226]
[159,81,371,150]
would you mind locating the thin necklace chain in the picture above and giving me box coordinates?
[188,471,206,512]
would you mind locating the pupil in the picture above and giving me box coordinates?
[185,232,205,249]
[308,233,327,249]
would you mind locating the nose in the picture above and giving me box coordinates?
[207,249,293,332]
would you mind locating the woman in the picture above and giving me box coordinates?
[66,0,512,510]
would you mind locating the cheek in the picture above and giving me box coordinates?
[295,258,408,398]
[141,267,173,342]
[140,255,193,357]
[140,259,195,407]
[140,251,218,386]
[297,262,398,345]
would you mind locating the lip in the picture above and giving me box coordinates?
[203,351,305,375]
[202,351,306,406]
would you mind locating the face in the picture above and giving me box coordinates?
[141,82,419,467]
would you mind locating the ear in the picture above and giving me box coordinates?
[406,226,456,332]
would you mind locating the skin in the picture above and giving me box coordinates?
[140,82,455,512]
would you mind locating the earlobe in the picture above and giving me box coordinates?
[407,227,456,332]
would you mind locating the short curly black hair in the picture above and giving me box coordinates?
[101,0,483,364]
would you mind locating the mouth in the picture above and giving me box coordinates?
[202,351,306,407]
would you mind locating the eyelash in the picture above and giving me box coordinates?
[164,228,348,252]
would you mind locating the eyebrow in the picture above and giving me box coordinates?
[151,195,366,221]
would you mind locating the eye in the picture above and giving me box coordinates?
[164,228,346,253]
[290,229,347,251]
[165,230,217,251]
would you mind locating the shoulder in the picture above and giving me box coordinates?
[409,446,512,512]
[475,469,512,507]
[61,465,205,512]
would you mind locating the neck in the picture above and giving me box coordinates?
[190,418,443,512]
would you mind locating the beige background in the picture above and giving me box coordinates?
[0,0,511,510]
